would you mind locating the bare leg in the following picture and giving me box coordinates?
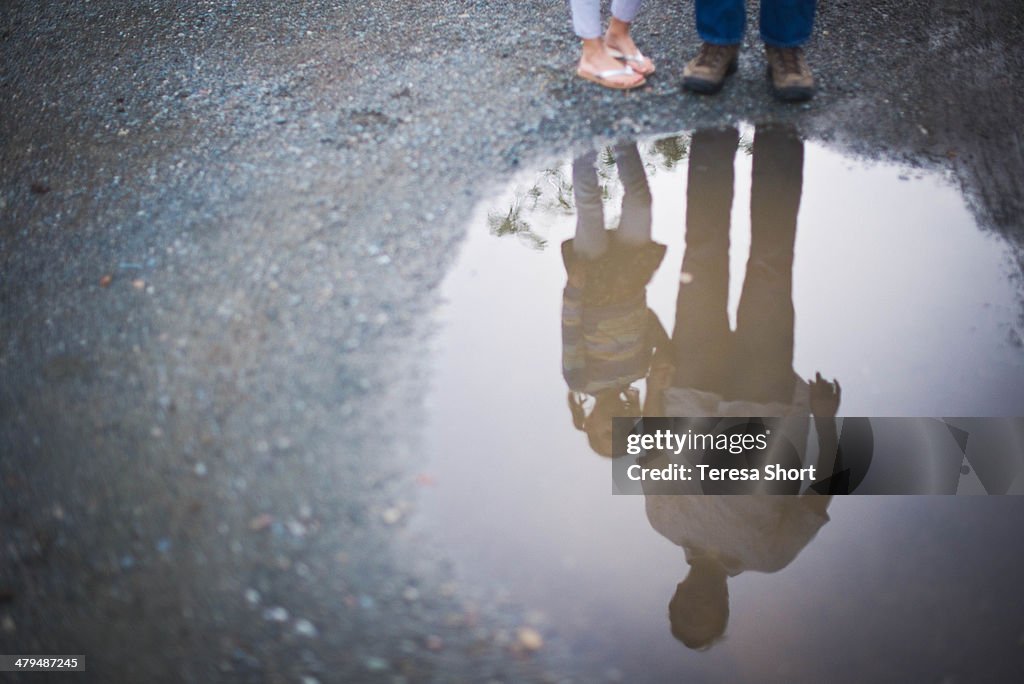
[605,15,655,74]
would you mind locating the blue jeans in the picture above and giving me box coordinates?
[696,0,816,47]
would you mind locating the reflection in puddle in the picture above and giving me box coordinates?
[418,126,1024,681]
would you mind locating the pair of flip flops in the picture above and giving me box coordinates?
[576,48,656,90]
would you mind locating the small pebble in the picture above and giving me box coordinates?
[294,618,318,637]
[244,588,261,605]
[381,507,401,525]
[262,606,289,622]
[363,656,388,672]
[517,627,544,652]
[249,514,273,531]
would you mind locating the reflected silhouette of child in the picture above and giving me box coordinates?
[563,142,669,456]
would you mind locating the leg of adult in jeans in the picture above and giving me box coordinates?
[613,142,653,247]
[760,0,816,47]
[734,124,803,403]
[695,0,746,45]
[672,127,739,393]
[571,150,609,259]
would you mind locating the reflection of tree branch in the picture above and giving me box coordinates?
[487,197,548,250]
[648,135,690,170]
[540,167,576,213]
[486,137,707,251]
[525,183,543,209]
[739,135,754,156]
[600,147,616,170]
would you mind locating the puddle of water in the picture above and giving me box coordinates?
[417,126,1024,681]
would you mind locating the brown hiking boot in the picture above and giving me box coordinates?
[682,43,740,94]
[765,46,815,101]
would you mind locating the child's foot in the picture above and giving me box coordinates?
[577,38,645,90]
[604,18,655,75]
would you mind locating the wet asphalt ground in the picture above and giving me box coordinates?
[2,1,1023,682]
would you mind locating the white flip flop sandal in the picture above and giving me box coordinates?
[576,65,646,90]
[607,48,656,75]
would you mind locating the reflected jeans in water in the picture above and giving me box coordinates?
[672,125,804,403]
[697,0,816,47]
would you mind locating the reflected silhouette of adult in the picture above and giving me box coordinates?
[642,125,838,650]
[563,142,670,456]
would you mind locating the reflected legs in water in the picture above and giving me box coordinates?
[571,143,653,260]
[672,125,804,402]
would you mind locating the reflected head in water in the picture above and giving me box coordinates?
[562,142,670,456]
[668,556,730,650]
[651,493,831,652]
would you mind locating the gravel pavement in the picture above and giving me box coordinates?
[2,1,1023,681]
